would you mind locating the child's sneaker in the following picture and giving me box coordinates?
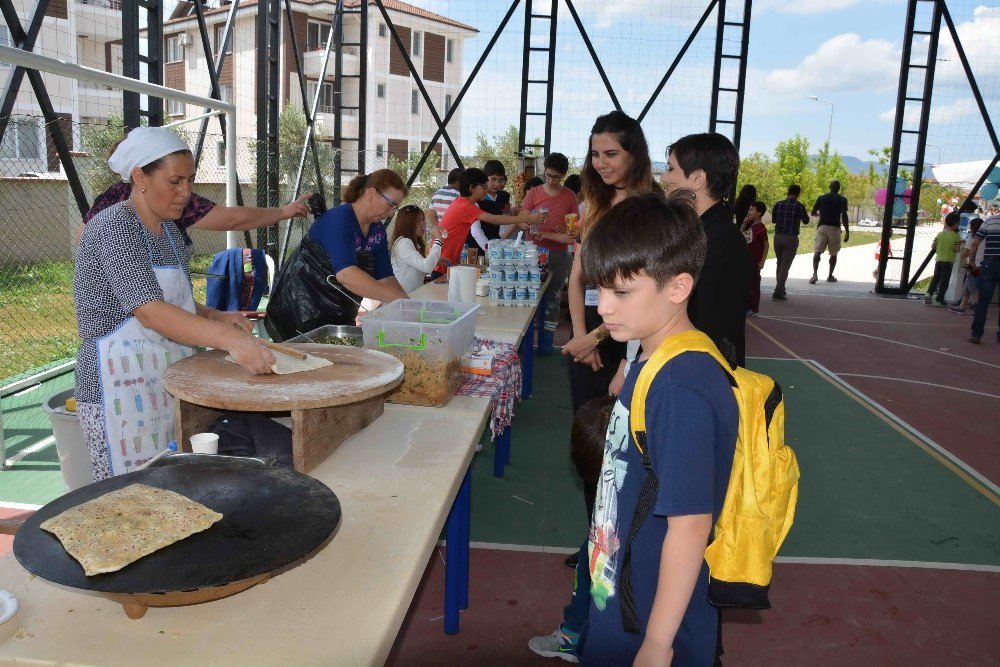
[949,305,966,314]
[528,628,579,663]
[924,295,932,305]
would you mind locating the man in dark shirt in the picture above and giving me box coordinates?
[770,184,810,300]
[662,133,751,366]
[810,180,850,284]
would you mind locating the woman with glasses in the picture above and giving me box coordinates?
[265,170,409,339]
[390,204,443,293]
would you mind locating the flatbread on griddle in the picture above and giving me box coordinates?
[40,483,223,576]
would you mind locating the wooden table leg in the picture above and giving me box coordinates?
[291,395,385,473]
[174,400,226,452]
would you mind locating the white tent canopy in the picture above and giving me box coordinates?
[931,160,994,188]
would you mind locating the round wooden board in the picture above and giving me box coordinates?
[164,344,403,411]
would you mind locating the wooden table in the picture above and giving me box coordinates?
[164,344,402,473]
[410,280,551,477]
[0,395,492,666]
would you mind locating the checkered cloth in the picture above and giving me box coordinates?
[457,338,522,439]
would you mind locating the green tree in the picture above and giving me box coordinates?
[736,152,781,207]
[80,114,127,195]
[472,125,541,179]
[774,134,814,201]
[277,103,334,195]
[388,150,441,209]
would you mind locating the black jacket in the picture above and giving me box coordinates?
[688,201,752,366]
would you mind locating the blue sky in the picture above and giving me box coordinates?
[409,0,999,166]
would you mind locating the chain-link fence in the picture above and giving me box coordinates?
[0,116,298,385]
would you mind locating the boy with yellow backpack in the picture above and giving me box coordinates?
[576,192,799,666]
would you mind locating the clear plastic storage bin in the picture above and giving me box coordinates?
[359,300,480,407]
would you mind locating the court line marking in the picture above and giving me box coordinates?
[809,361,1000,502]
[836,373,1000,400]
[0,501,42,511]
[2,435,55,466]
[760,316,1000,370]
[775,556,1000,573]
[436,539,577,555]
[747,355,796,361]
[771,316,968,327]
[748,321,1000,505]
[440,542,1000,573]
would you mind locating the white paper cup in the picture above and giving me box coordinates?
[190,433,220,455]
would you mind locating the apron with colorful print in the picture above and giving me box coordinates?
[96,224,195,475]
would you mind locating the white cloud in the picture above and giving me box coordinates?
[879,98,978,126]
[934,6,1000,83]
[763,33,900,95]
[570,0,708,30]
[755,0,866,14]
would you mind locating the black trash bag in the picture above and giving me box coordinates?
[207,413,294,469]
[264,234,376,341]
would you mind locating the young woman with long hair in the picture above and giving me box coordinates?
[390,204,443,293]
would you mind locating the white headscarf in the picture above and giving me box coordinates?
[108,127,190,183]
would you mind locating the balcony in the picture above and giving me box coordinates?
[75,0,122,43]
[78,81,119,120]
[302,47,359,80]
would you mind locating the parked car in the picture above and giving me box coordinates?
[858,218,880,227]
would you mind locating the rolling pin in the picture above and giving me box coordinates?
[259,339,308,360]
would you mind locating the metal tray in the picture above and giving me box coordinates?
[284,324,364,347]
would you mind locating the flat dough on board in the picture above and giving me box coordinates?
[225,351,333,375]
[39,483,223,576]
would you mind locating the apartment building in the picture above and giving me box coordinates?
[162,0,476,180]
[1,0,475,180]
[0,0,121,177]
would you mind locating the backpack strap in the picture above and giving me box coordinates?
[619,330,732,634]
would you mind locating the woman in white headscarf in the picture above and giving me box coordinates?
[73,127,276,481]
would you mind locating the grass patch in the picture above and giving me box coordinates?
[1,255,217,383]
[765,226,883,261]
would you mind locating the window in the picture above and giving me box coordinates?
[307,21,331,51]
[0,26,10,67]
[411,89,418,115]
[217,141,227,167]
[411,30,422,57]
[165,35,184,63]
[218,84,233,104]
[0,118,41,160]
[378,23,386,38]
[446,38,454,63]
[445,94,452,115]
[306,80,336,114]
[214,24,232,56]
[376,144,384,158]
[166,99,185,117]
[376,83,385,98]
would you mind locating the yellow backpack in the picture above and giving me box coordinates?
[619,330,799,633]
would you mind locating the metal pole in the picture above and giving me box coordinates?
[638,0,718,123]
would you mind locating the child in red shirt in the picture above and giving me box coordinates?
[741,201,769,316]
[435,168,540,276]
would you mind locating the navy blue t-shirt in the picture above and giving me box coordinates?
[811,192,848,227]
[583,351,738,667]
[308,203,393,279]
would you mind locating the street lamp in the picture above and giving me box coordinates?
[809,95,835,150]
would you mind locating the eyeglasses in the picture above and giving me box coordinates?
[487,176,507,184]
[377,190,402,211]
[543,172,564,182]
